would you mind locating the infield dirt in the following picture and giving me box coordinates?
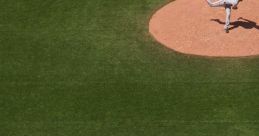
[149,0,259,57]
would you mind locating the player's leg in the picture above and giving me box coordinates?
[224,4,231,33]
[206,0,226,7]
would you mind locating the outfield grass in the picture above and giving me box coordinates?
[1,0,259,135]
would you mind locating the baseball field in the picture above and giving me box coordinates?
[1,0,259,135]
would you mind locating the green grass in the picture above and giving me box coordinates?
[1,0,259,135]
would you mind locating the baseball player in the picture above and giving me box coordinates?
[206,0,243,33]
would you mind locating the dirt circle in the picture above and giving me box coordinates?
[149,0,259,57]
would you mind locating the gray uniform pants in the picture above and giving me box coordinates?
[207,0,233,30]
[224,5,231,30]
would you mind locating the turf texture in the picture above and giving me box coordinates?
[0,0,259,135]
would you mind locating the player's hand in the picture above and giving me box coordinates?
[232,6,238,10]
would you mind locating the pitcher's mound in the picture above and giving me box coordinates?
[149,0,259,57]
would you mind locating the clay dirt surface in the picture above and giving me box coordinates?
[149,0,259,57]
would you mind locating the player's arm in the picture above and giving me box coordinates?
[233,0,242,10]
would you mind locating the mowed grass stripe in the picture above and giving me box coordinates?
[0,0,259,135]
